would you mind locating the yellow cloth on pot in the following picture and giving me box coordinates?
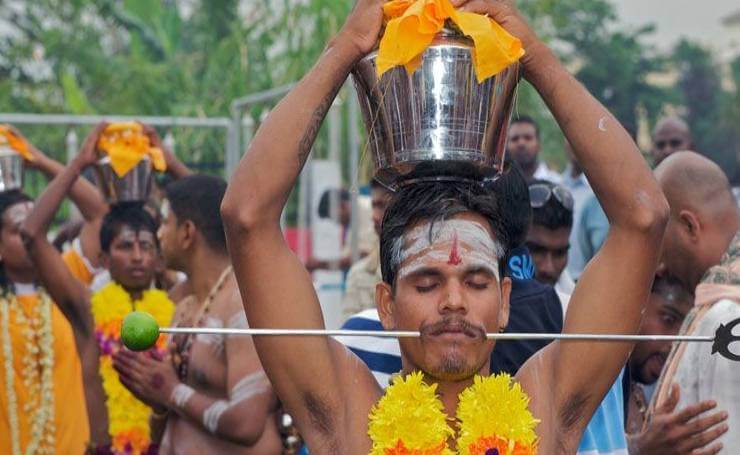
[97,122,166,177]
[377,0,524,82]
[0,125,34,161]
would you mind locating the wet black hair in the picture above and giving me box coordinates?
[100,201,159,253]
[165,174,228,253]
[317,188,350,219]
[379,180,508,287]
[530,180,573,230]
[510,115,540,139]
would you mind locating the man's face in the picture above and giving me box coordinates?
[157,199,182,271]
[526,224,570,286]
[652,125,691,165]
[0,202,34,274]
[629,286,692,384]
[371,187,392,235]
[377,214,511,382]
[507,123,539,170]
[103,227,158,292]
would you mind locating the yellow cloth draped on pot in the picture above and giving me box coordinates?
[377,0,525,82]
[97,122,167,177]
[0,125,34,161]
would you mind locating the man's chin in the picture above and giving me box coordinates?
[424,353,487,382]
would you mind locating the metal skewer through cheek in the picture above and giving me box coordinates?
[158,320,740,362]
[159,327,712,342]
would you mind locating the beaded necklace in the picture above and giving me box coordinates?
[170,266,233,381]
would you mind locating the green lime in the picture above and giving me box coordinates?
[121,311,160,351]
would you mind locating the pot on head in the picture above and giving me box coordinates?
[352,27,520,188]
[92,155,154,203]
[0,145,24,192]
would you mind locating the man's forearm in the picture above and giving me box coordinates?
[23,159,86,239]
[523,45,666,227]
[167,382,271,444]
[222,39,361,226]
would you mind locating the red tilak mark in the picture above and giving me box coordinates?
[448,231,462,265]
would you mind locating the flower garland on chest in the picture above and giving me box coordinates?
[91,282,174,455]
[0,289,56,455]
[368,372,539,455]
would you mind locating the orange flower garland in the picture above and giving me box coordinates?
[91,282,174,455]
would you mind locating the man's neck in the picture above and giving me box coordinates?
[183,247,232,302]
[437,377,475,420]
[522,160,539,180]
[414,365,491,420]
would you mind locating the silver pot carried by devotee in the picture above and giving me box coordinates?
[92,155,154,203]
[0,145,24,192]
[352,27,520,187]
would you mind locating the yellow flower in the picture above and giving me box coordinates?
[456,374,539,455]
[368,372,539,454]
[369,371,455,455]
[92,282,175,454]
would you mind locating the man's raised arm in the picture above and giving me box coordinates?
[458,0,669,432]
[20,126,107,336]
[220,0,384,445]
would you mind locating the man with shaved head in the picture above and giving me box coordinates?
[651,117,693,166]
[649,151,740,452]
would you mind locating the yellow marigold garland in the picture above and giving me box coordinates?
[368,372,539,455]
[369,371,455,455]
[91,282,174,455]
[457,374,538,455]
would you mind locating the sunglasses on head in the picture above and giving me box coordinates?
[528,183,574,211]
[655,138,684,150]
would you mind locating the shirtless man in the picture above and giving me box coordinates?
[221,0,669,452]
[112,174,282,454]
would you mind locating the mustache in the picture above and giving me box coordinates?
[420,317,487,340]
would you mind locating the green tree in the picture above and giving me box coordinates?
[672,40,738,182]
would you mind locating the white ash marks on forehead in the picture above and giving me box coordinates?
[391,219,504,278]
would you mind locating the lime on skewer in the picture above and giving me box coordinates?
[121,311,160,351]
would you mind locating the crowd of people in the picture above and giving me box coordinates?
[0,0,738,454]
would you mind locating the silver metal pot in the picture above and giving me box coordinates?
[92,155,154,203]
[0,145,24,192]
[352,27,520,187]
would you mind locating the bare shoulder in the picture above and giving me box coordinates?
[298,338,381,453]
[210,277,248,328]
[516,344,586,454]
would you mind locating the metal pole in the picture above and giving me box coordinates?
[348,94,361,264]
[226,114,239,178]
[328,102,341,225]
[159,327,717,343]
[65,129,81,218]
[230,84,295,110]
[0,113,230,128]
[163,130,175,154]
[297,153,310,263]
[65,129,78,163]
